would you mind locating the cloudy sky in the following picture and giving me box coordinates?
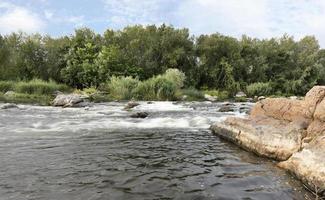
[0,0,325,46]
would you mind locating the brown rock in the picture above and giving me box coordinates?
[211,116,307,161]
[250,98,309,122]
[278,135,325,195]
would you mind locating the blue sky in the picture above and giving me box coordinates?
[1,0,325,46]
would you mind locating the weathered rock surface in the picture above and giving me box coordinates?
[278,136,325,195]
[0,103,19,109]
[52,94,85,107]
[211,116,307,160]
[211,86,325,194]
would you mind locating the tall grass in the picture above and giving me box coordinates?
[106,76,140,100]
[246,82,272,97]
[0,79,70,95]
[0,81,14,92]
[14,79,71,95]
[181,88,204,101]
[106,69,185,101]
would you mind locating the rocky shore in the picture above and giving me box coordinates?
[211,86,325,195]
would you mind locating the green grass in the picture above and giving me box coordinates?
[14,79,71,95]
[0,79,71,105]
[0,92,53,105]
[181,88,204,101]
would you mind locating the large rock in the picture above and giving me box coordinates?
[204,94,217,102]
[211,116,307,161]
[130,112,149,118]
[211,86,325,194]
[124,101,140,110]
[52,94,84,107]
[278,136,325,195]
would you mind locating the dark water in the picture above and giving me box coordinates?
[0,102,314,200]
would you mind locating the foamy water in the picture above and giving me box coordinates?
[0,101,314,200]
[0,101,248,135]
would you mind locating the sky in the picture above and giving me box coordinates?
[0,0,325,46]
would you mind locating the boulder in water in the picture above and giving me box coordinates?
[52,94,84,107]
[204,94,217,102]
[130,112,149,118]
[0,103,19,109]
[235,91,247,98]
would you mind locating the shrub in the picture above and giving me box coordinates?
[164,68,186,89]
[106,76,139,100]
[246,82,272,97]
[0,81,14,92]
[181,88,204,101]
[14,79,70,95]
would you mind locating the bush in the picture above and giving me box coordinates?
[164,69,186,89]
[246,82,272,97]
[14,79,70,95]
[181,88,204,101]
[204,90,229,100]
[0,81,14,92]
[106,76,139,100]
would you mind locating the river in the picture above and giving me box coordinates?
[0,102,314,199]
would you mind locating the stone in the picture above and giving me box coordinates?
[235,91,247,98]
[124,101,140,110]
[204,94,217,102]
[0,103,19,109]
[211,116,307,161]
[4,91,15,96]
[258,96,266,101]
[278,136,325,195]
[52,94,84,107]
[210,85,325,194]
[218,105,235,112]
[130,112,149,118]
[250,98,310,122]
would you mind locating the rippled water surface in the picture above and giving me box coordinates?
[0,102,314,200]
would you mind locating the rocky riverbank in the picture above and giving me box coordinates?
[211,86,325,196]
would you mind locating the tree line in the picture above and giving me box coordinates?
[1,24,325,96]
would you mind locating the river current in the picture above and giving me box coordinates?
[0,102,314,199]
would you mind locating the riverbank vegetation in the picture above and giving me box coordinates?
[1,24,325,103]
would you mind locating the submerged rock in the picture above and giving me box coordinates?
[130,112,149,118]
[211,86,325,193]
[124,101,140,110]
[0,103,19,109]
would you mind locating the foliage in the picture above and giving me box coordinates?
[0,81,14,92]
[106,76,140,100]
[246,82,273,97]
[0,92,52,105]
[132,69,185,100]
[0,25,325,96]
[181,88,204,101]
[14,79,70,95]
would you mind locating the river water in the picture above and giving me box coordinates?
[0,102,314,200]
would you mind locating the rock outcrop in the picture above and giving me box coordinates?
[211,86,325,195]
[52,94,89,107]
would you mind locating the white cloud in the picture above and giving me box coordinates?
[0,2,45,34]
[102,0,173,27]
